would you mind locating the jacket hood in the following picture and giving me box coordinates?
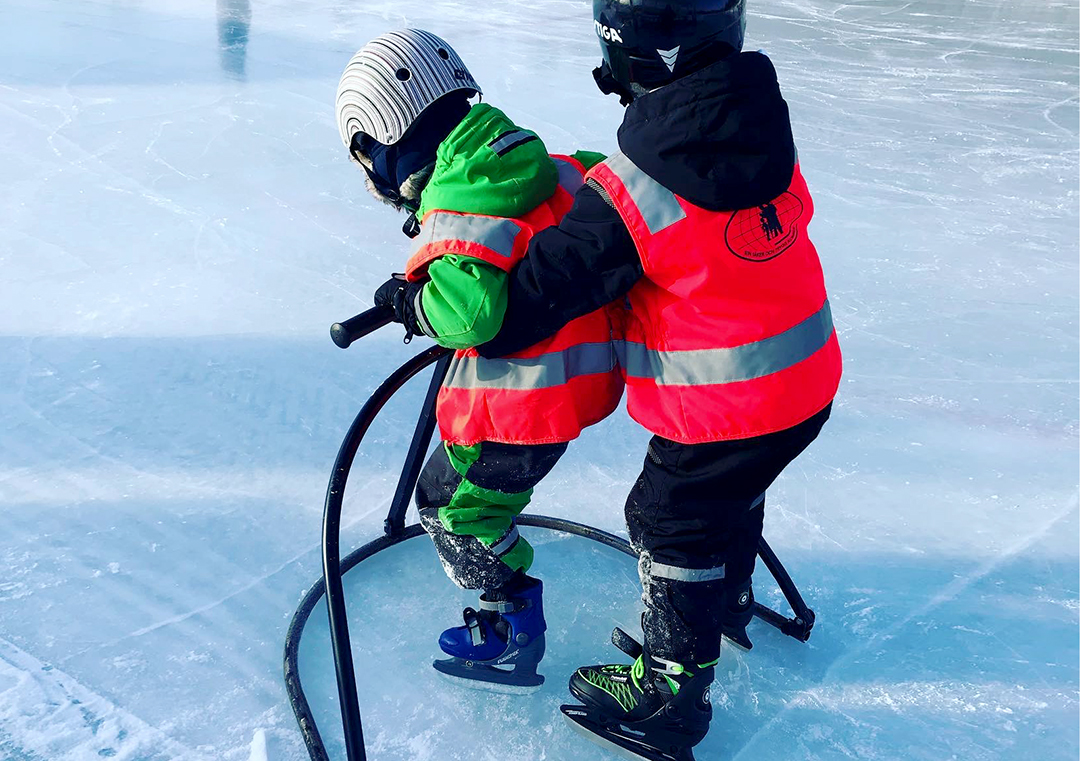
[418,103,558,219]
[618,52,796,211]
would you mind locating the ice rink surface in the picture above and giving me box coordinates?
[0,0,1077,759]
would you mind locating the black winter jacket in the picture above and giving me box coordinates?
[477,52,797,359]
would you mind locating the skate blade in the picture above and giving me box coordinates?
[435,669,543,695]
[561,706,695,761]
[722,630,753,651]
[433,660,543,695]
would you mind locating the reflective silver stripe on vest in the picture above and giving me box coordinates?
[489,525,520,556]
[604,152,686,235]
[415,212,521,259]
[553,157,585,196]
[618,300,834,386]
[650,561,725,583]
[443,342,616,391]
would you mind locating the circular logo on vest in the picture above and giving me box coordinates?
[725,192,805,262]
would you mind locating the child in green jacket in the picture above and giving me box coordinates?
[335,29,622,693]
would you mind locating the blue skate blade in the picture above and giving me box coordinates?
[433,658,544,696]
[435,669,543,696]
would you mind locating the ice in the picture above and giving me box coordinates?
[249,729,270,761]
[0,0,1076,759]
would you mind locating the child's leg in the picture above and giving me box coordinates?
[416,439,568,591]
[626,405,831,664]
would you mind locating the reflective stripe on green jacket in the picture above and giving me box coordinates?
[415,103,603,349]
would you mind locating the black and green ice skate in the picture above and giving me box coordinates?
[561,630,714,761]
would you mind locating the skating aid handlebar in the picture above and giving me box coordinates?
[330,306,395,349]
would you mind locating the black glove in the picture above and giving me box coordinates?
[374,274,426,341]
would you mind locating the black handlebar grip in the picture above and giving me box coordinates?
[330,306,395,349]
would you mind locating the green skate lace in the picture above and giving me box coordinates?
[582,657,648,712]
[584,655,713,709]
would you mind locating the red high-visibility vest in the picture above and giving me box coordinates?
[586,152,842,444]
[406,155,624,446]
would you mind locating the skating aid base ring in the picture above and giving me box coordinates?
[284,338,817,761]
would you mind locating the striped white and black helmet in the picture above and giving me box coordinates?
[336,29,481,148]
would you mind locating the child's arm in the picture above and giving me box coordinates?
[414,255,509,350]
[379,153,606,351]
[476,184,641,358]
[412,152,606,350]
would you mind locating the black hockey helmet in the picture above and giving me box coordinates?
[593,0,746,99]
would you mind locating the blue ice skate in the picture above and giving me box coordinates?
[433,574,546,694]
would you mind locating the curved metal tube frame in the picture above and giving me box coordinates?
[285,324,816,761]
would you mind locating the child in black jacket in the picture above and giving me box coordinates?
[476,2,842,758]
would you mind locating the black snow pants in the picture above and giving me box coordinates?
[630,404,832,665]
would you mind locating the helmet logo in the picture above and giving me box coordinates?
[657,46,680,73]
[594,21,624,44]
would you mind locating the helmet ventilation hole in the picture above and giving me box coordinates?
[437,48,450,60]
[395,67,411,82]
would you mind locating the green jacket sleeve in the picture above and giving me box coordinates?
[418,255,509,350]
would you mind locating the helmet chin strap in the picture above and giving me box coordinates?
[592,62,636,107]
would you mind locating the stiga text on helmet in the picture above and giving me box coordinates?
[594,21,624,44]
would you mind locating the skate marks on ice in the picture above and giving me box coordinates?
[755,0,1080,423]
[0,0,1075,759]
[0,332,417,761]
[292,518,1078,761]
[0,636,206,761]
[722,499,1079,761]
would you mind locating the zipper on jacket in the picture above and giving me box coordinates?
[587,178,617,210]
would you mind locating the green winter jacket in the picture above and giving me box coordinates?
[415,103,604,350]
